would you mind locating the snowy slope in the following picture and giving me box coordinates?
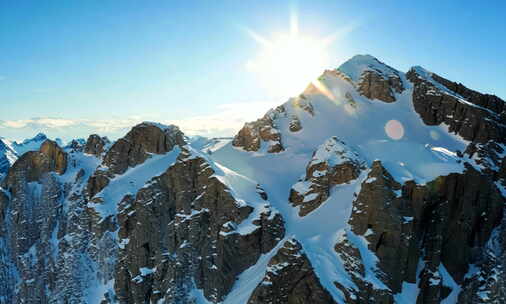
[205,54,477,303]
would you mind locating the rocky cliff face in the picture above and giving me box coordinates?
[114,147,284,303]
[407,67,506,144]
[1,55,505,304]
[248,238,335,304]
[333,161,504,303]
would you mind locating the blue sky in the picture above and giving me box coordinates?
[1,1,505,141]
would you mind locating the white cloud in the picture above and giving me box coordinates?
[0,101,277,141]
[1,118,78,129]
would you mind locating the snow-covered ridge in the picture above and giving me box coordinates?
[409,66,502,115]
[309,136,364,168]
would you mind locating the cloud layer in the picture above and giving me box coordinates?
[0,101,276,142]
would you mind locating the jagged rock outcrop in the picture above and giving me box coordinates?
[232,106,285,153]
[458,209,506,303]
[86,122,185,198]
[338,54,404,103]
[291,94,315,116]
[0,134,62,178]
[288,115,302,132]
[4,140,67,189]
[102,122,185,175]
[247,238,335,304]
[84,134,109,156]
[407,67,506,144]
[344,161,410,299]
[39,140,68,175]
[334,161,505,303]
[333,230,395,304]
[114,147,285,303]
[65,139,85,153]
[289,137,364,216]
[357,70,403,103]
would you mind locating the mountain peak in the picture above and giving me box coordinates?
[138,121,181,134]
[20,132,47,145]
[337,54,400,82]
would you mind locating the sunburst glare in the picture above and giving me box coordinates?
[245,12,349,98]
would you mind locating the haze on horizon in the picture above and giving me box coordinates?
[1,0,505,142]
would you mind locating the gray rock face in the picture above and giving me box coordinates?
[114,147,285,303]
[247,238,335,304]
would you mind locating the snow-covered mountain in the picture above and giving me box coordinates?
[0,55,505,304]
[0,138,18,177]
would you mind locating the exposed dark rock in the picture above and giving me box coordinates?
[84,134,109,157]
[358,70,403,103]
[289,137,364,216]
[86,122,185,198]
[102,123,185,175]
[232,106,285,153]
[248,238,335,304]
[407,67,506,144]
[458,209,506,303]
[4,140,67,190]
[334,161,505,303]
[66,139,85,153]
[289,115,302,132]
[333,231,395,304]
[114,147,285,303]
[39,140,67,175]
[291,94,315,116]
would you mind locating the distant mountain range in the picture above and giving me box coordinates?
[0,55,505,304]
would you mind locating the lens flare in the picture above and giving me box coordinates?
[385,120,404,140]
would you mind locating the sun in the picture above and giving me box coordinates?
[245,13,340,98]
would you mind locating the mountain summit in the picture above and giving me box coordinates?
[0,55,505,303]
